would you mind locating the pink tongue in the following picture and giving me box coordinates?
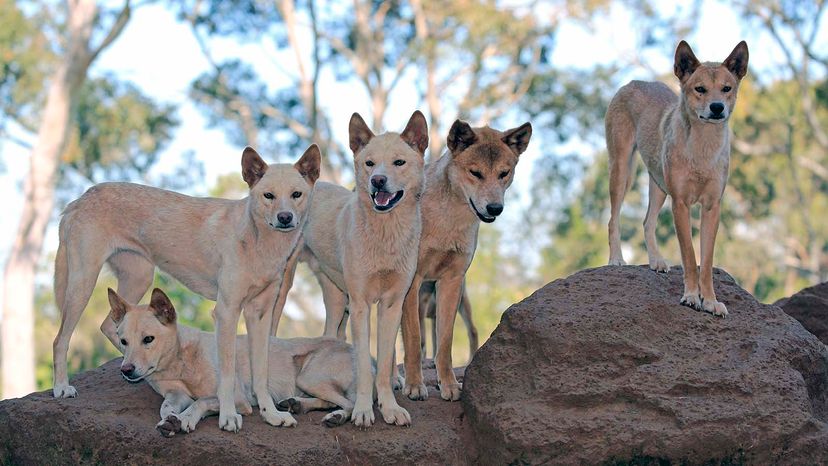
[375,191,394,206]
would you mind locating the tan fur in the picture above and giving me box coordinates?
[300,110,429,427]
[417,280,477,364]
[400,120,532,401]
[108,288,360,435]
[51,145,321,434]
[606,40,749,317]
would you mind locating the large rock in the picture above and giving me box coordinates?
[0,360,469,465]
[463,266,828,465]
[776,281,828,345]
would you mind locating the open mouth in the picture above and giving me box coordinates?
[469,199,496,223]
[371,190,404,212]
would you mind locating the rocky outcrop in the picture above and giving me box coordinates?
[3,266,827,465]
[463,266,828,465]
[776,281,828,346]
[0,360,469,465]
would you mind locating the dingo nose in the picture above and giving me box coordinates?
[710,102,724,115]
[121,363,135,377]
[371,175,387,189]
[486,203,503,216]
[277,212,293,225]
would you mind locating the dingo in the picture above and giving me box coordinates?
[52,145,320,433]
[400,120,532,401]
[606,40,749,317]
[107,288,360,436]
[301,110,428,426]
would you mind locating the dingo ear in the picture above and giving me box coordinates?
[674,40,700,82]
[502,122,532,156]
[149,288,176,325]
[241,147,268,188]
[400,110,429,155]
[349,113,374,155]
[295,144,321,185]
[107,288,128,324]
[723,41,749,80]
[447,119,477,154]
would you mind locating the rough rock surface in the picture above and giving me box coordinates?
[0,360,468,465]
[776,281,828,346]
[463,266,828,465]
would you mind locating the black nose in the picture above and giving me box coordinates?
[371,175,387,189]
[277,212,293,225]
[486,203,503,216]
[710,102,724,115]
[121,363,135,377]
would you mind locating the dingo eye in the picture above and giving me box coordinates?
[722,86,732,92]
[470,170,483,180]
[291,191,302,199]
[694,86,706,94]
[143,336,154,345]
[393,160,406,166]
[365,160,375,167]
[263,192,274,200]
[120,339,128,346]
[499,170,510,179]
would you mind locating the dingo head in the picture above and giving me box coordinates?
[349,110,428,213]
[242,144,321,231]
[445,120,532,223]
[674,40,749,124]
[109,288,178,383]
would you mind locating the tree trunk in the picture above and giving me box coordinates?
[1,0,129,398]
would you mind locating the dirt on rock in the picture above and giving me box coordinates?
[0,360,469,465]
[463,266,828,465]
[775,281,828,346]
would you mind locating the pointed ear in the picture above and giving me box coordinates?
[723,40,749,80]
[502,122,532,156]
[107,288,128,324]
[295,144,321,185]
[674,40,701,82]
[447,119,477,154]
[400,110,429,155]
[149,288,176,326]
[348,113,374,155]
[241,147,268,188]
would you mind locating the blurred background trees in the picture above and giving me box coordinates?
[0,0,825,398]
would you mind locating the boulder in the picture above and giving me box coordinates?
[0,360,469,465]
[463,266,828,465]
[775,281,828,345]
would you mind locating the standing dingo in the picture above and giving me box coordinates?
[606,40,749,317]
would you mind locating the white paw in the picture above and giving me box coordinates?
[379,402,411,426]
[403,382,428,401]
[392,373,405,391]
[53,383,77,398]
[322,409,350,427]
[351,401,375,427]
[649,257,670,273]
[702,299,728,317]
[608,257,626,266]
[680,291,702,310]
[439,382,462,401]
[261,407,297,427]
[179,412,200,433]
[219,411,243,432]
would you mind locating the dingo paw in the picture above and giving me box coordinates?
[322,410,350,428]
[680,292,702,310]
[351,401,375,427]
[439,382,462,401]
[702,299,728,317]
[277,397,302,414]
[219,411,243,432]
[380,402,411,426]
[261,407,297,427]
[403,382,428,401]
[649,257,670,273]
[53,384,77,398]
[156,415,182,437]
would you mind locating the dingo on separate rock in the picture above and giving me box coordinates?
[400,119,532,401]
[52,145,320,434]
[301,110,428,427]
[605,40,749,317]
[107,287,361,436]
